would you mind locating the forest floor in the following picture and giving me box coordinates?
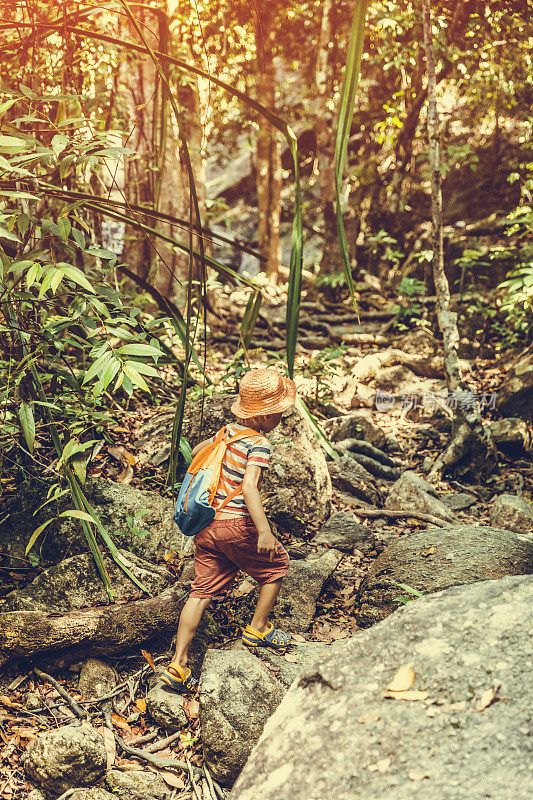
[0,279,531,799]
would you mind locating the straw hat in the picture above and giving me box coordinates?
[231,368,296,418]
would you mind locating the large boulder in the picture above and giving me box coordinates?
[496,346,533,421]
[313,512,375,554]
[3,551,171,612]
[199,649,285,786]
[230,576,533,800]
[0,477,179,569]
[327,456,381,505]
[490,494,533,534]
[356,525,533,627]
[271,550,343,633]
[385,471,457,523]
[136,396,332,535]
[24,723,106,798]
[322,411,388,450]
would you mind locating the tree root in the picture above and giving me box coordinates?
[352,506,448,528]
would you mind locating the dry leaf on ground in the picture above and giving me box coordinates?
[368,757,391,773]
[153,770,185,789]
[357,713,380,724]
[383,690,429,702]
[141,650,156,671]
[284,654,299,663]
[387,665,415,692]
[473,683,500,712]
[409,771,430,781]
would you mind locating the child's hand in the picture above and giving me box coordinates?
[257,530,278,562]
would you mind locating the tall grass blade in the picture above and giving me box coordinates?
[334,0,368,308]
[241,290,262,350]
[285,134,303,379]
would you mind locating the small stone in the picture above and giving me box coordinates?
[24,723,106,797]
[25,692,42,711]
[490,494,533,534]
[78,659,117,699]
[385,471,456,523]
[69,791,116,800]
[106,769,171,800]
[145,684,188,731]
[327,456,381,505]
[441,493,477,511]
[314,512,374,554]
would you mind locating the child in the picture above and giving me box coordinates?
[162,368,296,694]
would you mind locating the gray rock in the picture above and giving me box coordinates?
[78,659,117,699]
[256,642,332,687]
[106,769,171,800]
[272,550,343,633]
[322,411,388,450]
[199,648,284,786]
[24,723,106,798]
[356,525,533,627]
[25,692,42,710]
[385,471,457,523]
[68,791,115,800]
[27,790,46,800]
[314,512,375,554]
[3,550,171,612]
[441,492,477,511]
[490,417,532,452]
[328,456,381,504]
[496,346,533,421]
[0,478,179,569]
[145,684,188,731]
[230,576,533,800]
[490,494,533,534]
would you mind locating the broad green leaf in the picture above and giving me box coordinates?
[0,190,39,201]
[71,228,86,249]
[38,268,56,298]
[60,264,96,294]
[71,451,87,485]
[124,361,159,377]
[123,363,150,392]
[59,154,76,179]
[51,134,69,158]
[59,509,96,523]
[0,224,21,243]
[0,135,27,154]
[17,213,29,236]
[18,401,35,452]
[117,343,162,359]
[50,268,65,293]
[24,263,39,288]
[25,518,55,555]
[93,358,120,397]
[57,218,71,242]
[0,97,18,118]
[82,351,113,384]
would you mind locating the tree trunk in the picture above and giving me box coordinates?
[421,0,496,483]
[0,587,189,668]
[315,0,344,275]
[119,7,205,305]
[255,5,281,281]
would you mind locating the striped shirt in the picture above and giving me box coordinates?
[209,423,271,516]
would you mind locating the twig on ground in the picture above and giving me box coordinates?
[186,757,202,800]
[145,730,181,752]
[104,711,199,776]
[352,507,448,527]
[203,763,224,800]
[33,668,86,719]
[127,730,158,746]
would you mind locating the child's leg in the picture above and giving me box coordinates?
[250,579,283,633]
[170,596,211,673]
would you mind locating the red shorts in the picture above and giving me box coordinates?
[189,517,290,599]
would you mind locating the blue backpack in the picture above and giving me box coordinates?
[174,426,260,536]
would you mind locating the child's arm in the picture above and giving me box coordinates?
[191,437,212,458]
[242,464,277,561]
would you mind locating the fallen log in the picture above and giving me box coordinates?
[0,586,197,669]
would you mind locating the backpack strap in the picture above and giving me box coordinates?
[214,426,263,511]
